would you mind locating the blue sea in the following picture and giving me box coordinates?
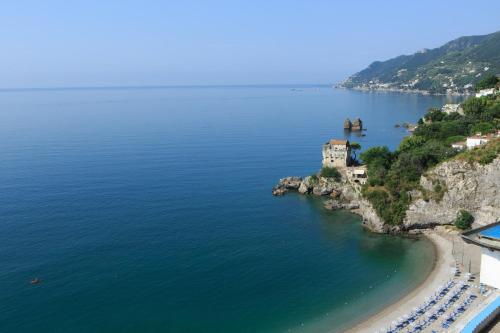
[0,86,461,332]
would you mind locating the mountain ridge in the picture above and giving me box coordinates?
[340,30,500,94]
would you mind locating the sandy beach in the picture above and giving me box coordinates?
[344,232,456,333]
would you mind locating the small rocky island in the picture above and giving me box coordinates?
[343,118,363,131]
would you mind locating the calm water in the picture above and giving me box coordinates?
[0,86,460,332]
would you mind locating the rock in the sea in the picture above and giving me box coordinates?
[351,118,363,131]
[298,176,315,194]
[343,118,352,130]
[298,182,310,194]
[280,176,302,189]
[272,176,303,196]
[272,188,287,196]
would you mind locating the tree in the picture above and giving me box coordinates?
[360,146,393,168]
[475,74,499,91]
[470,122,495,135]
[350,142,361,161]
[398,136,426,153]
[462,97,488,117]
[454,210,474,230]
[424,107,445,122]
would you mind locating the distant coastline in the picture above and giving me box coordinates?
[334,84,472,96]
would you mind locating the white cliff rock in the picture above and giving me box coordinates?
[404,157,500,229]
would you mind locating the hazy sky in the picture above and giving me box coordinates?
[1,0,499,88]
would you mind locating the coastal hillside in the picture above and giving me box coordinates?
[274,76,500,234]
[340,30,500,94]
[403,153,500,229]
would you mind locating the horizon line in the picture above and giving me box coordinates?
[0,83,335,92]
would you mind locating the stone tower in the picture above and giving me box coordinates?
[322,139,351,168]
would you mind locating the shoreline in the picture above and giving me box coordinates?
[334,85,472,96]
[343,232,455,333]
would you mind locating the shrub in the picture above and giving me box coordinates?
[454,210,474,230]
[462,97,489,117]
[424,108,445,122]
[309,174,319,185]
[398,136,427,153]
[470,122,495,135]
[319,167,341,181]
[360,146,393,168]
[444,135,466,146]
[475,74,499,91]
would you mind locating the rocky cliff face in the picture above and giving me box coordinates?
[272,172,390,233]
[404,157,500,229]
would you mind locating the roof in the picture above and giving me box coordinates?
[329,139,348,145]
[480,225,500,241]
[461,296,500,333]
[462,221,500,251]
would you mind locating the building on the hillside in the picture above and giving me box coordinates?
[462,222,500,289]
[476,88,495,97]
[441,103,464,115]
[347,167,367,185]
[322,139,351,168]
[466,131,499,149]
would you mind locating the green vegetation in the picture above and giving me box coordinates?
[319,167,341,181]
[341,31,500,94]
[454,210,474,230]
[475,74,499,91]
[361,93,500,225]
[309,174,319,185]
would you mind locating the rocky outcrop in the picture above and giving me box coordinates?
[273,170,390,233]
[324,199,359,211]
[272,177,302,196]
[274,175,345,197]
[352,118,363,131]
[404,157,500,229]
[343,119,352,130]
[347,198,387,233]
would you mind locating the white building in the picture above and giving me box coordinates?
[462,222,500,289]
[322,139,351,168]
[466,131,499,149]
[475,88,495,97]
[466,135,489,149]
[347,167,367,185]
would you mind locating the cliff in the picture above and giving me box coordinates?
[273,155,499,234]
[403,157,500,229]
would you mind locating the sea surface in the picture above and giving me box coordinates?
[0,86,462,333]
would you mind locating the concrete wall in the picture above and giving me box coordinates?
[480,248,500,289]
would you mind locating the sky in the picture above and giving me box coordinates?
[1,0,499,88]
